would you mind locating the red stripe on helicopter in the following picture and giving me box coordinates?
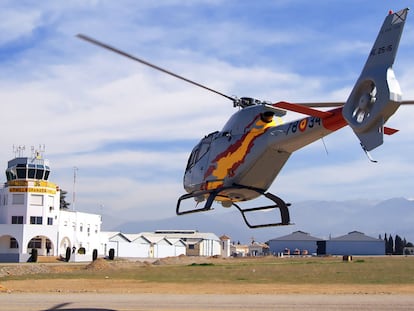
[274,101,347,132]
[321,107,347,131]
[273,101,334,119]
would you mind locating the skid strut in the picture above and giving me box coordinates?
[176,185,291,228]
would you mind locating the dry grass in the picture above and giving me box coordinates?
[1,256,414,294]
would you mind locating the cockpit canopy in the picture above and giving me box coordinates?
[185,131,218,171]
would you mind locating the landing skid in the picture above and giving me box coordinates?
[176,185,291,228]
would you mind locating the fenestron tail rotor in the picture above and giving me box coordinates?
[77,34,240,105]
[350,81,377,124]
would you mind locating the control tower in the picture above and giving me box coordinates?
[0,147,61,262]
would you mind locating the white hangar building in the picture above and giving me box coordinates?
[267,231,322,255]
[325,231,385,256]
[105,230,223,258]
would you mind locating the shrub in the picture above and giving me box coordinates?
[65,247,71,262]
[108,248,115,260]
[30,249,38,262]
[92,249,98,261]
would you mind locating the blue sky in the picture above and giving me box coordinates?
[1,1,414,223]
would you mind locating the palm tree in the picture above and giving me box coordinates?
[60,190,71,210]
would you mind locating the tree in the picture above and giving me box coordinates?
[386,235,394,255]
[395,235,404,255]
[60,190,71,210]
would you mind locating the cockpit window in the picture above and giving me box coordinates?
[185,132,217,171]
[186,145,200,170]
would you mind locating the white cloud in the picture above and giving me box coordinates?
[0,9,43,44]
[1,1,414,223]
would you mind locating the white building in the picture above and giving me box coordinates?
[0,152,230,262]
[105,230,222,258]
[0,152,103,262]
[58,210,104,261]
[220,235,231,257]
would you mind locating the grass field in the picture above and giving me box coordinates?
[1,255,414,295]
[2,256,414,286]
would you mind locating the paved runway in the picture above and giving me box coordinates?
[1,293,414,310]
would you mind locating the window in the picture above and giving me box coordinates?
[16,164,26,179]
[28,164,36,179]
[30,216,42,225]
[30,194,44,206]
[44,167,50,180]
[12,194,24,205]
[11,216,24,224]
[35,165,44,179]
[10,238,19,249]
[47,217,53,225]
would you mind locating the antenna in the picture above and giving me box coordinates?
[72,167,78,211]
[38,144,46,158]
[13,145,26,158]
[321,138,329,155]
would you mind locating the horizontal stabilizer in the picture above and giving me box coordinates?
[384,126,399,135]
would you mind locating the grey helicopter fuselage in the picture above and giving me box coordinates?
[183,99,346,206]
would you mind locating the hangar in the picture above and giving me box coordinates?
[267,230,385,256]
[267,231,322,255]
[324,231,385,256]
[105,230,222,258]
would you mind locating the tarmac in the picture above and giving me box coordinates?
[1,293,414,310]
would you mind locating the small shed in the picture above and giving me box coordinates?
[107,232,151,258]
[325,231,385,255]
[267,231,322,255]
[248,242,269,256]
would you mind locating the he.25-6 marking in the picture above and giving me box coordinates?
[370,44,393,56]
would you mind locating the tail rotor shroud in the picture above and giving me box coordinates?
[342,8,408,151]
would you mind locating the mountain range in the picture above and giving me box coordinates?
[102,198,414,244]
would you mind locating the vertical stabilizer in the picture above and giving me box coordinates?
[342,8,409,151]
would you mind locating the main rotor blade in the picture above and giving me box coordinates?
[77,34,235,102]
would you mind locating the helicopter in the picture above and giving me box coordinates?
[78,8,413,228]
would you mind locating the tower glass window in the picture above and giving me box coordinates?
[16,164,26,179]
[28,164,36,178]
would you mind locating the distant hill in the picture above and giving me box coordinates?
[108,198,414,244]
